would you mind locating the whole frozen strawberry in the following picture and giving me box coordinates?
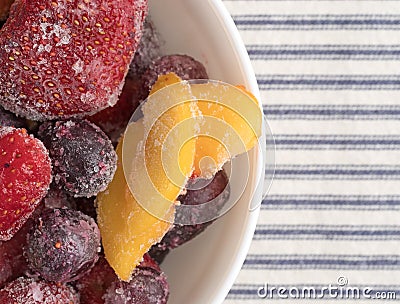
[0,0,148,120]
[0,127,51,241]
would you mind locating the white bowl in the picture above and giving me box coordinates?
[149,0,264,303]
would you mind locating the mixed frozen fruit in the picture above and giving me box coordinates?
[0,0,261,303]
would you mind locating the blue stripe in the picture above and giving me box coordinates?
[262,195,400,211]
[248,44,400,60]
[273,135,400,150]
[264,104,400,119]
[254,225,400,240]
[233,14,400,30]
[244,254,400,269]
[272,165,400,180]
[257,75,400,90]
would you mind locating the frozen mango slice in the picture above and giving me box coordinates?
[190,82,262,177]
[97,74,262,281]
[97,139,173,281]
[149,72,182,94]
[145,74,262,178]
[97,74,198,281]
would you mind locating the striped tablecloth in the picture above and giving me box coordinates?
[222,1,400,303]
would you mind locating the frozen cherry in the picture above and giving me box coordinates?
[42,186,77,210]
[141,54,208,95]
[103,255,169,304]
[38,119,117,197]
[25,208,100,283]
[150,170,229,263]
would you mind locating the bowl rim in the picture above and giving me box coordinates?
[206,0,262,303]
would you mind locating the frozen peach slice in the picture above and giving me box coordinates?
[96,139,173,281]
[97,74,198,281]
[190,82,262,178]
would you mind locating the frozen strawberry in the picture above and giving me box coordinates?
[76,256,118,304]
[0,201,45,288]
[0,127,51,241]
[0,277,79,303]
[0,0,148,120]
[88,77,142,144]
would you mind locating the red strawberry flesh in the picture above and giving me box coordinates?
[0,127,51,241]
[0,0,148,120]
[88,76,142,144]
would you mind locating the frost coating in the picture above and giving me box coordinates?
[0,0,148,120]
[104,265,169,304]
[0,277,79,303]
[0,127,52,241]
[38,119,117,198]
[25,208,101,283]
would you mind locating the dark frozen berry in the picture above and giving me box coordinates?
[42,186,77,210]
[25,208,101,283]
[148,245,170,265]
[129,17,163,78]
[175,169,230,225]
[38,119,117,198]
[103,255,169,304]
[43,185,97,220]
[141,253,162,271]
[75,196,98,222]
[0,220,31,288]
[0,106,26,128]
[141,54,208,95]
[150,170,230,263]
[0,277,79,304]
[77,256,118,304]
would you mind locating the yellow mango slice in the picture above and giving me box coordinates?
[97,73,262,280]
[97,74,198,281]
[96,140,173,281]
[190,82,262,177]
